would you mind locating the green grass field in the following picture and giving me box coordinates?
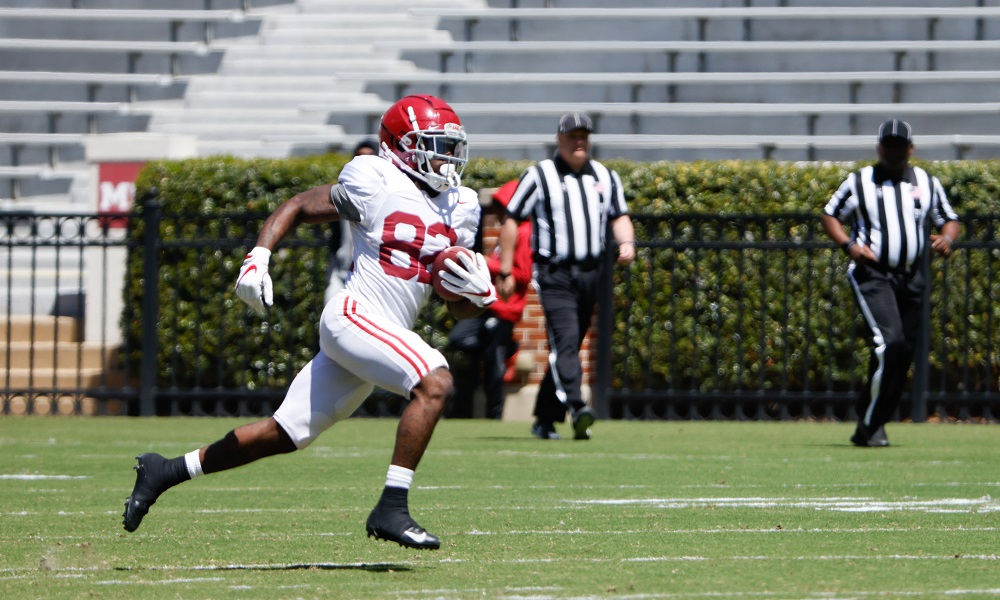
[1,417,998,599]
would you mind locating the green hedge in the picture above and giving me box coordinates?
[607,159,1000,396]
[124,155,1000,398]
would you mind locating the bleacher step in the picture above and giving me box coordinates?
[259,28,452,44]
[183,91,382,108]
[0,315,81,343]
[151,123,345,136]
[293,0,486,13]
[184,76,349,93]
[221,59,416,75]
[261,14,425,28]
[3,367,127,389]
[0,341,119,370]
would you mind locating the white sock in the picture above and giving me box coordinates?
[184,450,204,479]
[385,465,413,490]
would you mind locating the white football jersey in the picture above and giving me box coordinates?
[336,155,480,328]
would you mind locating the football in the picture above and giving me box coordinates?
[431,246,473,301]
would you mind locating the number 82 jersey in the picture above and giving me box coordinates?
[334,155,481,328]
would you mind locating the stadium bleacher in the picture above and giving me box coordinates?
[0,2,260,206]
[0,0,475,207]
[3,0,1000,208]
[359,1,1000,162]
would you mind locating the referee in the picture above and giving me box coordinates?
[821,119,960,447]
[497,113,636,440]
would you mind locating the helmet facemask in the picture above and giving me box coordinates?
[384,105,468,192]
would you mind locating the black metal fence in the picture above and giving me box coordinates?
[3,207,999,422]
[596,212,1000,423]
[1,211,130,415]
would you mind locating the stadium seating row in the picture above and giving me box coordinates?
[259,131,1000,162]
[305,100,1000,137]
[379,39,1000,74]
[6,0,1000,206]
[416,5,1000,38]
[0,7,254,43]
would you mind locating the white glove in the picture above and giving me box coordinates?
[235,246,273,315]
[439,251,498,308]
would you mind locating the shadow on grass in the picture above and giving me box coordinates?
[474,436,558,442]
[115,562,412,573]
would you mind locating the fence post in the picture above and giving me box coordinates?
[910,219,933,423]
[138,190,160,417]
[594,244,616,419]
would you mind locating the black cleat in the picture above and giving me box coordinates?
[851,423,890,447]
[531,421,561,440]
[122,453,170,532]
[365,503,441,550]
[572,406,595,440]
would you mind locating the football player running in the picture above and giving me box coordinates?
[121,95,497,550]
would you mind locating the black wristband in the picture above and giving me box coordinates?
[498,271,511,278]
[841,241,856,255]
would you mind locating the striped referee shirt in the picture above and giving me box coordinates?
[505,154,629,264]
[824,164,958,271]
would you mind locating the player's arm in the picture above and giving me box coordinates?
[439,251,498,319]
[255,184,341,251]
[236,184,342,315]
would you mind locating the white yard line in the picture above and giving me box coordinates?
[90,555,1000,573]
[0,474,88,480]
[94,577,224,585]
[4,492,997,520]
[570,496,1000,512]
[12,525,998,543]
[553,590,1000,599]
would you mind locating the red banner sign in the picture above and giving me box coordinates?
[97,162,145,228]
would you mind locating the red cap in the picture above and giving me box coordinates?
[492,180,519,209]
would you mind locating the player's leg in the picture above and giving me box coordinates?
[365,367,451,550]
[199,418,296,474]
[321,294,450,549]
[122,417,296,533]
[123,352,371,532]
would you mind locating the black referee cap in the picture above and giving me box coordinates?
[558,113,594,134]
[878,119,913,144]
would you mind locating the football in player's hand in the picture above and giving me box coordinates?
[432,246,473,301]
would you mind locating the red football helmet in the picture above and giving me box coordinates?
[378,94,468,192]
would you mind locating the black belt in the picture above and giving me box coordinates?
[863,261,917,276]
[537,257,600,272]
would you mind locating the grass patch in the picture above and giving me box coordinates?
[0,417,998,598]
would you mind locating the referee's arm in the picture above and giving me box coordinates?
[930,220,960,257]
[496,215,520,300]
[611,215,636,264]
[820,213,875,263]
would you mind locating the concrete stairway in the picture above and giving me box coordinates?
[146,0,484,158]
[0,314,127,415]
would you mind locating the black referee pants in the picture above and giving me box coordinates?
[849,263,926,430]
[448,313,516,419]
[534,264,601,425]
